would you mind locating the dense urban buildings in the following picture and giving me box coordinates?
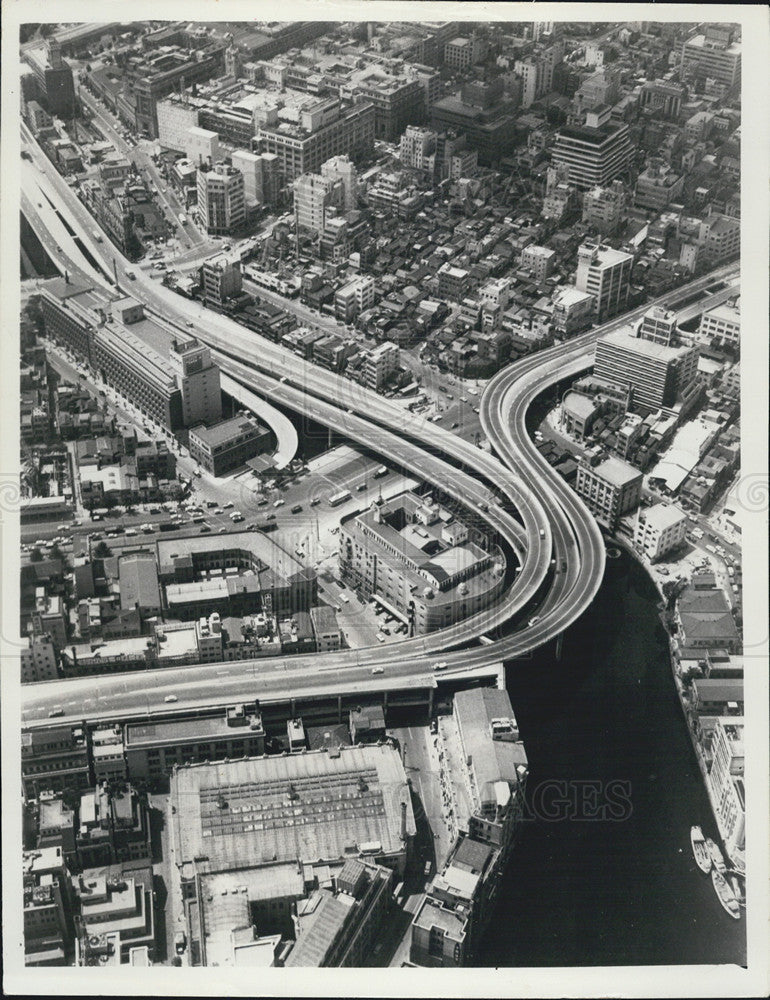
[13,13,751,977]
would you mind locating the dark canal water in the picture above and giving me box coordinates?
[479,548,746,968]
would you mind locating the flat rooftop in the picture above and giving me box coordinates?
[190,416,266,448]
[125,709,262,748]
[170,745,415,875]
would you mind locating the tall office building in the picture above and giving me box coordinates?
[23,39,77,118]
[196,163,245,236]
[680,25,741,88]
[320,155,358,211]
[581,180,627,235]
[168,339,222,427]
[551,108,633,190]
[575,242,633,320]
[594,330,699,410]
[293,173,340,233]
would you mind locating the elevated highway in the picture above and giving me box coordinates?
[18,120,738,729]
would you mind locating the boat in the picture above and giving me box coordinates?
[706,838,727,874]
[690,826,712,874]
[711,869,741,919]
[729,874,746,907]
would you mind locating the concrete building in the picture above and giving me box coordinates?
[21,634,59,683]
[680,26,741,88]
[320,155,358,212]
[309,605,341,651]
[594,330,699,410]
[410,688,528,967]
[581,180,627,235]
[575,242,633,321]
[188,415,272,476]
[639,79,686,119]
[23,39,76,118]
[698,298,740,347]
[634,503,687,561]
[362,342,399,391]
[286,859,393,967]
[293,173,339,234]
[257,100,375,186]
[444,35,486,72]
[118,552,162,618]
[400,125,437,169]
[551,115,633,190]
[197,163,245,236]
[168,338,223,428]
[430,80,518,164]
[633,159,684,213]
[167,745,415,964]
[707,717,745,864]
[334,275,376,322]
[550,286,595,336]
[21,725,90,797]
[575,453,643,531]
[520,245,555,283]
[339,492,505,634]
[124,702,266,781]
[91,727,127,783]
[201,253,243,306]
[638,306,679,346]
[700,215,740,265]
[185,126,220,168]
[23,846,72,966]
[74,870,155,962]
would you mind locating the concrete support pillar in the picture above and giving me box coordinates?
[383,690,388,712]
[290,698,296,716]
[337,695,342,723]
[428,687,434,717]
[555,632,564,661]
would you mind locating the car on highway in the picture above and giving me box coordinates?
[164,695,178,703]
[432,661,447,671]
[48,707,65,718]
[528,616,541,628]
[376,634,386,643]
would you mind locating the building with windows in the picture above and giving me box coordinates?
[700,214,740,265]
[21,634,59,683]
[118,553,162,618]
[633,159,684,213]
[185,126,220,167]
[581,180,627,235]
[200,253,243,306]
[23,40,76,119]
[342,65,424,142]
[551,114,633,190]
[257,100,375,186]
[362,342,399,391]
[188,415,272,476]
[707,717,745,865]
[293,172,340,234]
[680,26,741,88]
[575,452,642,531]
[444,34,487,72]
[575,242,633,321]
[339,492,505,634]
[23,846,72,967]
[639,79,686,119]
[520,245,555,283]
[550,286,595,336]
[309,605,341,652]
[594,330,699,410]
[21,725,90,797]
[168,338,222,428]
[698,298,740,346]
[634,502,687,561]
[638,306,679,346]
[196,163,245,236]
[430,81,518,165]
[334,275,376,322]
[400,125,437,169]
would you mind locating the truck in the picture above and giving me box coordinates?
[329,490,352,507]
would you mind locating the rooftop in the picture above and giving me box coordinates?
[170,745,414,875]
[640,502,686,530]
[589,455,642,488]
[190,416,266,448]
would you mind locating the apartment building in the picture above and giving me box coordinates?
[634,502,687,561]
[362,342,400,391]
[293,173,340,234]
[334,275,376,322]
[575,242,633,320]
[575,453,643,531]
[520,245,555,283]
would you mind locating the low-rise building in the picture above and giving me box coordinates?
[575,452,642,531]
[24,846,72,966]
[22,724,90,797]
[634,503,687,561]
[21,633,59,683]
[188,415,272,476]
[309,605,341,651]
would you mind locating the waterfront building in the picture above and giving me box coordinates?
[339,492,505,634]
[594,330,699,410]
[575,452,642,531]
[676,582,741,653]
[575,242,633,320]
[634,502,687,561]
[188,415,271,476]
[707,717,745,863]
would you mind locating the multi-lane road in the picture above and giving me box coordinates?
[18,118,739,729]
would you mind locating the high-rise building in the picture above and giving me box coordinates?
[196,163,245,236]
[23,39,77,118]
[399,126,438,170]
[200,252,243,306]
[575,242,633,320]
[320,155,358,211]
[707,717,745,863]
[593,330,699,410]
[293,173,339,234]
[551,110,633,190]
[185,126,220,167]
[168,338,222,427]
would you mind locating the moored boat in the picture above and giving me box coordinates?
[706,838,726,874]
[690,826,712,873]
[711,868,741,919]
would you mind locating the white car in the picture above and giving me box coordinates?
[164,694,178,703]
[528,616,541,628]
[432,661,447,671]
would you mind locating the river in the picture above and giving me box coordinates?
[479,548,747,967]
